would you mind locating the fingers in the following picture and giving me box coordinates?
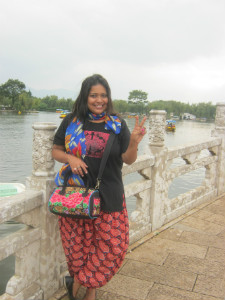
[68,155,88,177]
[135,116,139,127]
[74,163,88,177]
[135,116,147,128]
[139,116,147,128]
[141,126,146,135]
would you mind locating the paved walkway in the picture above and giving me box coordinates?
[53,194,225,300]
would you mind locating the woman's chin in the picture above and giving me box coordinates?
[90,109,105,115]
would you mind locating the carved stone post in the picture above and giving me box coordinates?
[149,110,167,147]
[32,122,57,178]
[26,122,65,300]
[211,102,225,195]
[148,110,168,230]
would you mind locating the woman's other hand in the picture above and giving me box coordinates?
[52,144,88,177]
[67,154,88,177]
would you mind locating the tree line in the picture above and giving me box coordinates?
[113,99,216,120]
[0,79,216,120]
[0,79,73,112]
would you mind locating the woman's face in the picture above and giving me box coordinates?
[87,84,108,115]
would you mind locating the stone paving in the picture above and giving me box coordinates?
[52,194,225,300]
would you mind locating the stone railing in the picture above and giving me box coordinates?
[158,137,221,228]
[122,155,155,244]
[0,103,224,300]
[0,123,67,300]
[0,190,43,300]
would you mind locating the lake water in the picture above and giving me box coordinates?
[0,111,214,184]
[0,111,215,294]
[0,111,215,213]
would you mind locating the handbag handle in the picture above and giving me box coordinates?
[59,171,92,195]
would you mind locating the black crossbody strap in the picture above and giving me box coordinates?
[95,132,115,189]
[61,132,115,192]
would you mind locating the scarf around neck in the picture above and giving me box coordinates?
[55,112,121,186]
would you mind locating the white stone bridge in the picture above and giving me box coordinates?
[0,103,225,300]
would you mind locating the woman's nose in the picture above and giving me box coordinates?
[96,95,104,101]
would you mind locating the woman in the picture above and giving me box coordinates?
[52,74,146,300]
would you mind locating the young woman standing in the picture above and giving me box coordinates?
[52,74,146,300]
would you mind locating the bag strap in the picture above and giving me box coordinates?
[61,131,115,192]
[95,132,115,189]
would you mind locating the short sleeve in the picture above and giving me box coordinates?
[53,114,72,145]
[119,119,131,153]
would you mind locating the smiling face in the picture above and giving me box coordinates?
[87,84,108,115]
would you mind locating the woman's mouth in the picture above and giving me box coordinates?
[94,104,104,108]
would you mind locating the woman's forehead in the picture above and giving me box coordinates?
[89,84,106,93]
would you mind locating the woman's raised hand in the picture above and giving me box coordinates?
[130,116,147,145]
[67,155,88,177]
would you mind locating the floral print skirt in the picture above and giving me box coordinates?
[58,201,129,288]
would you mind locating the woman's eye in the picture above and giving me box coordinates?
[89,94,107,98]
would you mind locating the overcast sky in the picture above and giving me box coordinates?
[0,0,225,103]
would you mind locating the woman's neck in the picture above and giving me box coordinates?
[87,111,106,123]
[89,119,105,123]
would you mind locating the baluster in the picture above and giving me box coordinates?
[211,103,225,195]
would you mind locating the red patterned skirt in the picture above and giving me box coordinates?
[58,201,129,288]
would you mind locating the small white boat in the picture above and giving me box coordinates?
[0,183,25,197]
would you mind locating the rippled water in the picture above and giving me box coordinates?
[0,111,214,184]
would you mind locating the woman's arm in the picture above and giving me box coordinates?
[52,144,88,176]
[122,116,146,165]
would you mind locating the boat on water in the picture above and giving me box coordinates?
[127,113,137,118]
[166,120,176,132]
[0,183,25,197]
[59,110,70,118]
[56,109,63,113]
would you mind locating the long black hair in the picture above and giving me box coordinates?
[72,74,115,122]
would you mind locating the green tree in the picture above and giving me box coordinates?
[145,100,216,120]
[113,100,128,113]
[38,102,48,111]
[41,95,59,111]
[0,79,26,106]
[65,98,74,110]
[31,97,41,110]
[0,96,12,108]
[128,90,148,104]
[18,92,33,111]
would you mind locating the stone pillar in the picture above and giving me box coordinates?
[149,110,167,147]
[211,102,225,195]
[148,110,168,230]
[32,122,57,177]
[26,122,64,300]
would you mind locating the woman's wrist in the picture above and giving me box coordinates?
[66,153,73,164]
[129,139,139,150]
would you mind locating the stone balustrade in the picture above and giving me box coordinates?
[122,155,155,244]
[0,103,224,300]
